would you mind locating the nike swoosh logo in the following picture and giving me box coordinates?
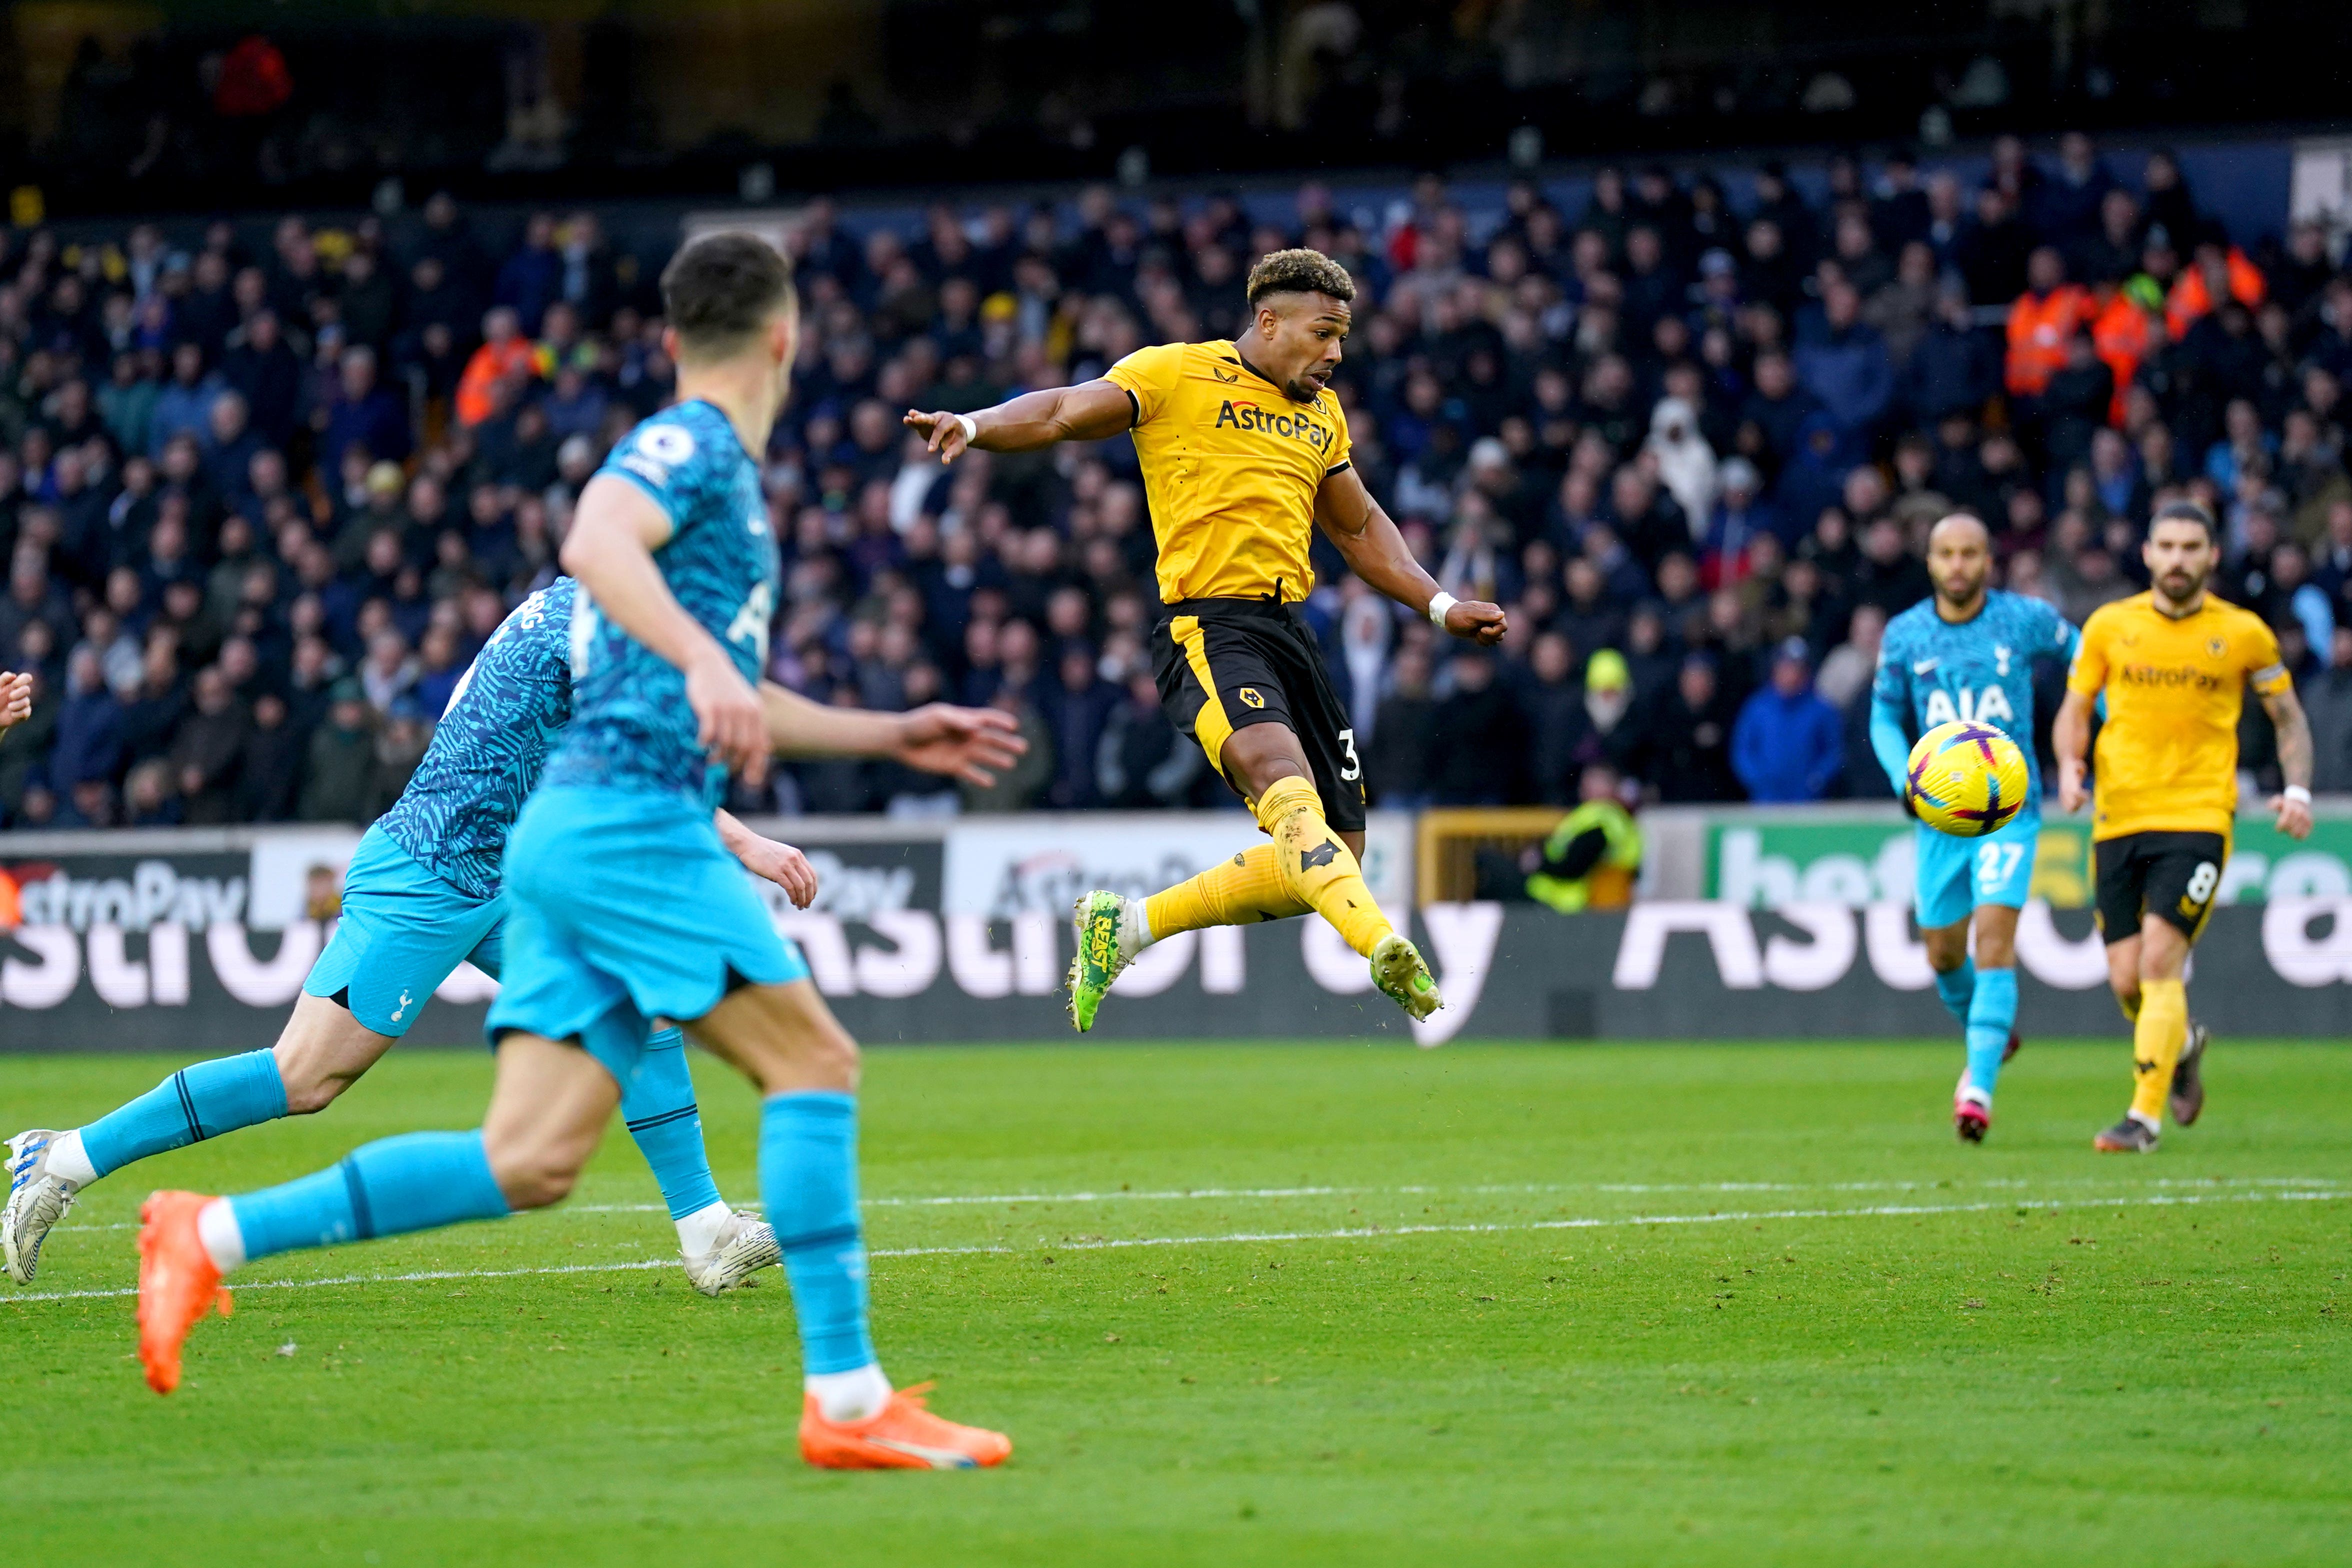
[866,1437,978,1468]
[1912,660,1938,674]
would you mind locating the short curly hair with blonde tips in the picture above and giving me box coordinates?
[1244,248,1356,307]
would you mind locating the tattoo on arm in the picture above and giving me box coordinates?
[2267,689,2314,788]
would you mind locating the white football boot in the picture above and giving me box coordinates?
[681,1208,781,1296]
[4,1131,82,1284]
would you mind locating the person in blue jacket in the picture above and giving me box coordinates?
[1732,637,1844,802]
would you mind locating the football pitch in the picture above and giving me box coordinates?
[5,1038,2347,1566]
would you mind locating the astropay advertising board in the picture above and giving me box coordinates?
[3,822,2348,1052]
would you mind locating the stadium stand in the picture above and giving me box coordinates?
[4,138,2350,830]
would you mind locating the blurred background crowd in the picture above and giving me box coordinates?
[6,131,2352,832]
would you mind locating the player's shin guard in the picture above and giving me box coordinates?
[1254,776,1390,958]
[1965,966,2018,1098]
[759,1092,876,1376]
[1144,842,1310,938]
[618,1028,724,1222]
[224,1130,510,1262]
[2128,978,2188,1126]
[78,1050,289,1180]
[1933,960,1976,1030]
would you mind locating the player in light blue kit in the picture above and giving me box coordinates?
[4,577,804,1290]
[8,550,1013,1298]
[1871,512,2079,1142]
[134,235,1017,1467]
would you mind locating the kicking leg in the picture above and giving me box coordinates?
[620,1024,778,1294]
[6,995,391,1284]
[688,980,1008,1468]
[135,1034,615,1394]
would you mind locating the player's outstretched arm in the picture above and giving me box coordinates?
[0,670,28,737]
[715,808,818,908]
[1314,466,1506,644]
[562,474,768,783]
[2052,688,2094,814]
[2262,684,2316,840]
[758,682,1026,786]
[903,382,1134,463]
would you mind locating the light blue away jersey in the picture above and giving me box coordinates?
[376,578,577,901]
[542,398,778,810]
[1870,590,2080,812]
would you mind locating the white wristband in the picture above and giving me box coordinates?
[2284,784,2312,805]
[954,414,978,444]
[1427,591,1458,628]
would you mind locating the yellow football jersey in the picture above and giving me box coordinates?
[1102,340,1352,604]
[2066,591,2291,839]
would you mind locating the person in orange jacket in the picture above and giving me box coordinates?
[2006,246,2090,398]
[454,304,538,428]
[2164,242,2264,339]
[2090,275,2162,426]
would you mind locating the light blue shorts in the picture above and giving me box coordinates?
[485,785,809,1086]
[1915,812,2040,930]
[303,824,504,1036]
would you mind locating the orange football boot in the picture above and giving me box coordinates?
[798,1382,1011,1470]
[137,1190,232,1394]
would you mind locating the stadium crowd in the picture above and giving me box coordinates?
[5,134,2352,830]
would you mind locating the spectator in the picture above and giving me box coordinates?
[2005,246,2090,398]
[1732,638,1844,802]
[1096,670,1200,809]
[1638,654,1740,802]
[299,679,376,822]
[959,686,1052,812]
[235,691,304,821]
[1816,602,1886,711]
[148,343,224,459]
[456,305,537,428]
[168,664,248,824]
[1367,644,1439,806]
[1428,648,1522,804]
[317,346,410,474]
[1644,396,1718,535]
[1791,281,1894,440]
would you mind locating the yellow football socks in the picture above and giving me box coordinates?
[2118,988,2141,1024]
[1144,842,1310,938]
[1254,776,1394,958]
[2128,977,2188,1124]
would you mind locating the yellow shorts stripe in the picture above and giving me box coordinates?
[1172,614,1234,778]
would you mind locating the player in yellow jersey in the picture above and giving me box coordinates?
[904,248,1506,1030]
[2053,500,2314,1152]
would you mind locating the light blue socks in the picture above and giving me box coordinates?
[79,1050,289,1178]
[1933,958,1976,1030]
[620,1028,724,1222]
[1964,966,2018,1099]
[226,1130,510,1261]
[760,1090,876,1376]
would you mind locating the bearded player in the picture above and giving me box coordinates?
[905,248,1506,1032]
[1872,512,2080,1142]
[2054,500,2314,1152]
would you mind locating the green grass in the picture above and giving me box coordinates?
[6,1038,2348,1566]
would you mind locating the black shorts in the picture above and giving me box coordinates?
[2094,830,2230,946]
[1150,597,1366,833]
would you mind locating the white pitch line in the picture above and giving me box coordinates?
[8,1186,2344,1306]
[47,1174,2347,1236]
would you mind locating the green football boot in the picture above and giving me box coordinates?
[1370,932,1442,1023]
[1066,890,1144,1032]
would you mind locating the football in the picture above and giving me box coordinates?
[1904,720,2030,838]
